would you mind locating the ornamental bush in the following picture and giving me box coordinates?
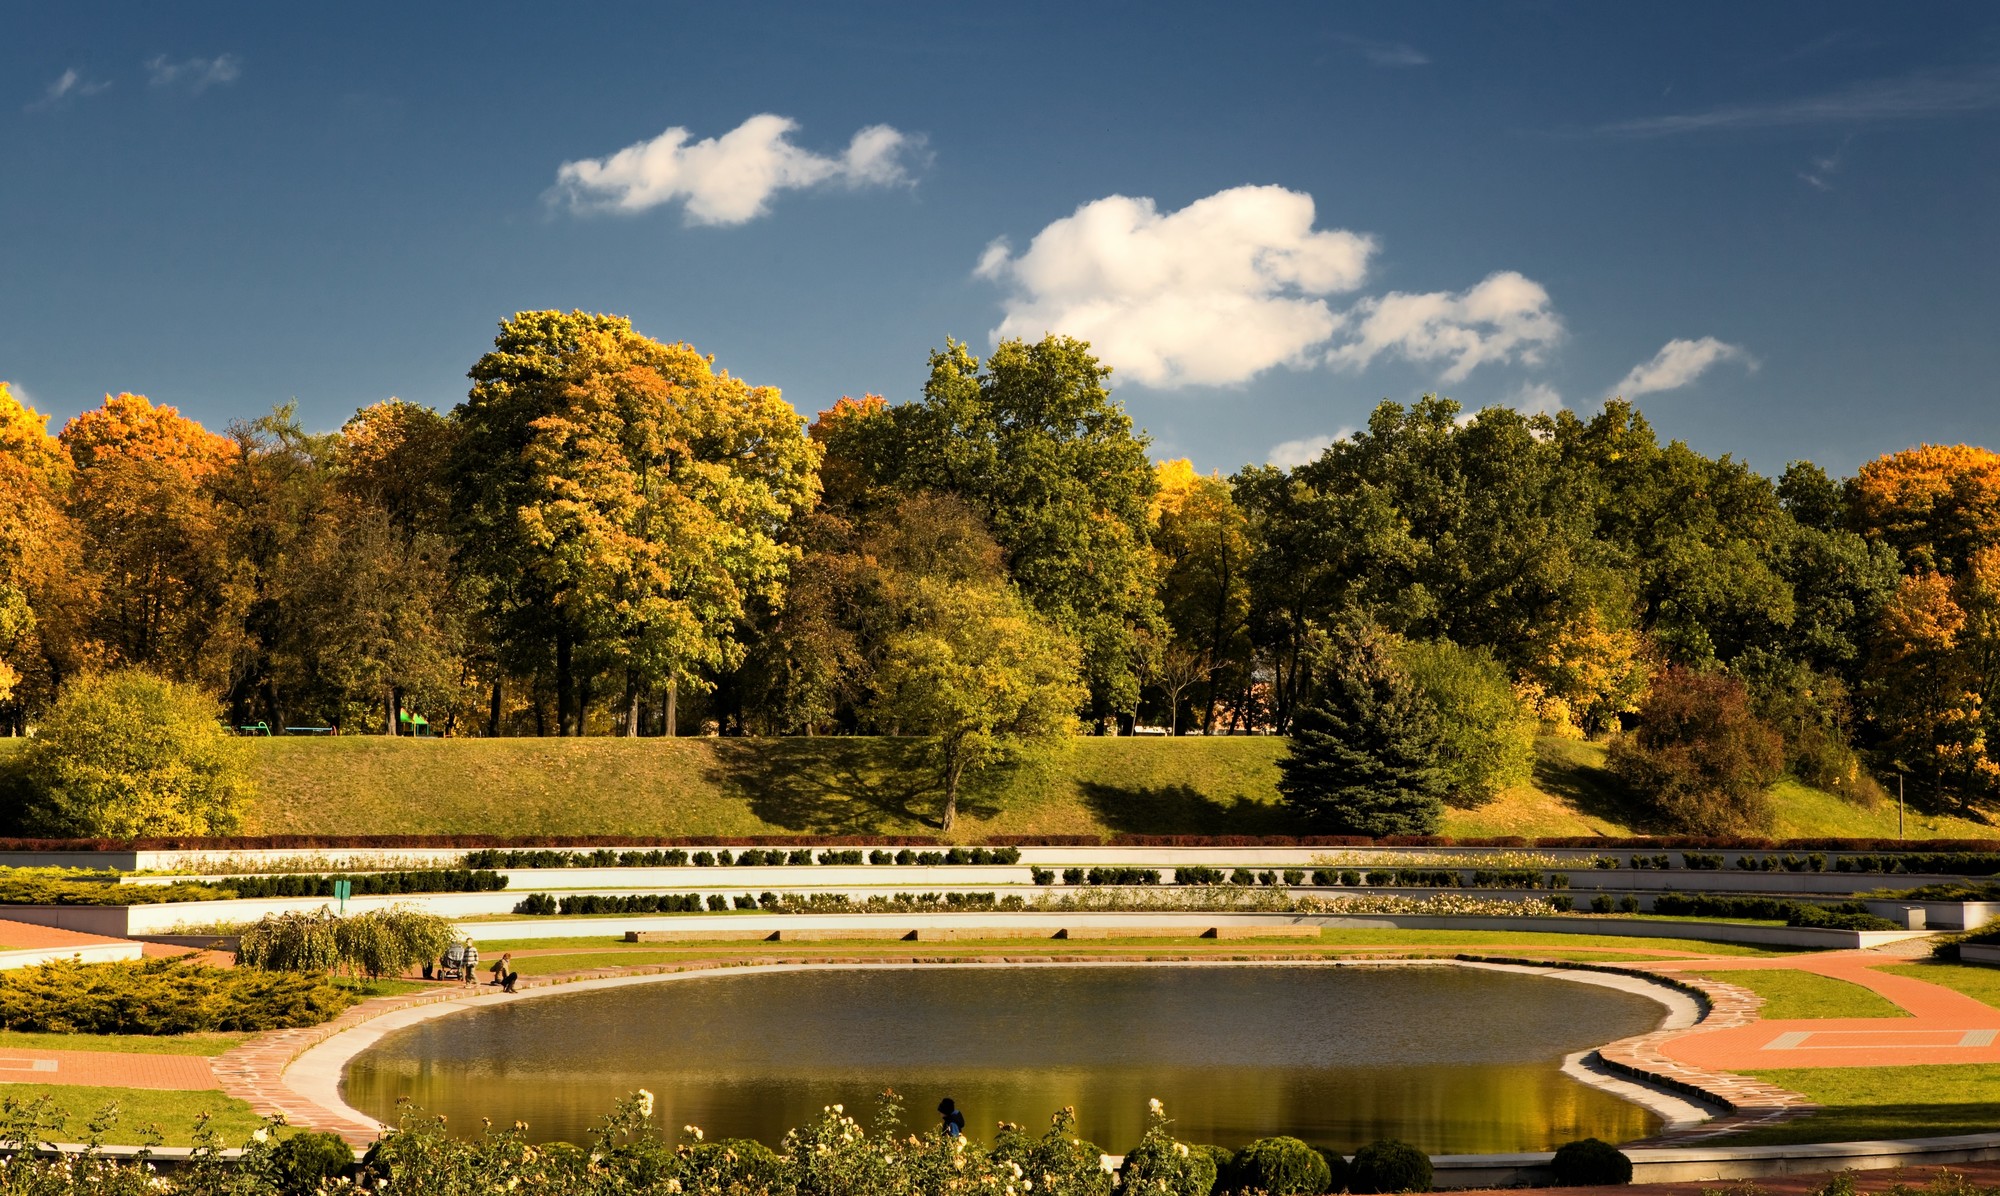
[1224,1136,1331,1195]
[267,1130,357,1195]
[1550,1138,1632,1186]
[21,669,250,838]
[1350,1139,1433,1193]
[239,906,456,979]
[1119,1103,1217,1196]
[0,955,354,1034]
[992,1107,1115,1196]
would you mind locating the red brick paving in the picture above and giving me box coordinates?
[0,917,141,951]
[0,1048,216,1089]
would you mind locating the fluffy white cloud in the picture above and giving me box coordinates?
[553,114,923,226]
[1505,381,1564,416]
[146,54,240,91]
[26,68,110,110]
[976,186,1376,388]
[1326,271,1562,383]
[1613,337,1755,396]
[1267,430,1351,469]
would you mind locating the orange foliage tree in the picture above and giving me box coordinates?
[1850,444,2000,574]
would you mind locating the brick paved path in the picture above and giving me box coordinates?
[0,1048,216,1089]
[1644,952,2000,1070]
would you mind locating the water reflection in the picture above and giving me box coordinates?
[342,964,1663,1153]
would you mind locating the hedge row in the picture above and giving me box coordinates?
[1648,892,1899,930]
[464,846,1023,869]
[207,869,508,898]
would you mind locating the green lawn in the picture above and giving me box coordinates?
[0,1085,267,1147]
[238,732,1990,842]
[1880,961,2000,1008]
[0,1030,244,1056]
[1697,969,1908,1019]
[1723,1064,2000,1144]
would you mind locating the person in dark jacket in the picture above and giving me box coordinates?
[937,1098,965,1138]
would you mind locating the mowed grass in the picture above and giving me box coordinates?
[1697,969,1908,1019]
[238,732,1977,842]
[0,1030,245,1056]
[1724,1064,2000,1145]
[0,1085,267,1146]
[1880,961,2000,1008]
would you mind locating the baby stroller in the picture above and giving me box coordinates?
[424,941,474,982]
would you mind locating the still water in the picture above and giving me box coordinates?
[342,964,1663,1154]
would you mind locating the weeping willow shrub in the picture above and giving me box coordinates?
[239,906,455,979]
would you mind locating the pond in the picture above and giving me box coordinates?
[341,963,1665,1154]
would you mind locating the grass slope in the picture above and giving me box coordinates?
[231,733,1995,840]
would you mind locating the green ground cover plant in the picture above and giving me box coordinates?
[1697,970,1908,1019]
[1724,1064,2000,1145]
[0,956,356,1034]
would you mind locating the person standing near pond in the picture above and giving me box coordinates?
[459,938,479,986]
[937,1098,964,1139]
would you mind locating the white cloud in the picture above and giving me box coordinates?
[1596,67,2000,137]
[1328,33,1429,67]
[26,68,110,110]
[1325,271,1563,383]
[1613,337,1756,397]
[552,114,924,226]
[976,186,1376,388]
[1505,381,1565,416]
[146,54,241,92]
[1267,428,1355,469]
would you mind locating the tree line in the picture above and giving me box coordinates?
[2,309,1997,831]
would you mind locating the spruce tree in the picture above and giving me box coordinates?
[1278,625,1448,836]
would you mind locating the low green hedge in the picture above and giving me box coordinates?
[214,869,507,898]
[0,956,356,1034]
[0,868,506,906]
[1649,892,1899,930]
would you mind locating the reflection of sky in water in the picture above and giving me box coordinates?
[343,965,1663,1153]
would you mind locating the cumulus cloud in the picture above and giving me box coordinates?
[552,114,924,226]
[1267,428,1354,469]
[976,186,1376,388]
[1326,271,1563,383]
[146,54,241,92]
[1613,337,1756,396]
[1505,381,1565,416]
[26,68,110,110]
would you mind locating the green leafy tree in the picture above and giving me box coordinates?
[22,668,249,836]
[1607,666,1784,834]
[452,311,819,734]
[1151,461,1254,730]
[1277,624,1447,836]
[891,336,1163,726]
[1396,638,1537,807]
[870,577,1082,831]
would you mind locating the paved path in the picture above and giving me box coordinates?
[1460,1161,2000,1196]
[1645,951,2000,1070]
[0,1048,216,1090]
[0,917,142,951]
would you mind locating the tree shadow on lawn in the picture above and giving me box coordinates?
[1530,746,1652,832]
[1078,781,1299,837]
[703,738,1007,834]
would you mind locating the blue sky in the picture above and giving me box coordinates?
[5,2,1997,477]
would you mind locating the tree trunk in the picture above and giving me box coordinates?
[940,753,961,832]
[555,631,574,736]
[624,669,640,738]
[665,676,678,737]
[488,679,503,738]
[576,675,592,737]
[385,688,397,736]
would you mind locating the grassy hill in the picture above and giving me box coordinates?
[226,733,1998,841]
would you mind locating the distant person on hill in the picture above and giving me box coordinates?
[937,1098,965,1139]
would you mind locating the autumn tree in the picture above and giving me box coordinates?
[1397,638,1537,806]
[870,576,1082,831]
[1607,667,1783,835]
[58,393,244,690]
[889,336,1164,727]
[452,311,818,735]
[0,383,74,717]
[1850,445,2000,575]
[1151,461,1253,730]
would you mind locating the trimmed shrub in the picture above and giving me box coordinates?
[0,956,354,1033]
[1178,865,1227,885]
[1350,1139,1432,1194]
[214,869,507,898]
[1225,1136,1330,1195]
[1550,1138,1632,1186]
[20,669,250,838]
[268,1130,356,1195]
[1316,1146,1351,1193]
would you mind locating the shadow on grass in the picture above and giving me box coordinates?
[1077,781,1298,836]
[701,738,1009,834]
[1530,742,1650,833]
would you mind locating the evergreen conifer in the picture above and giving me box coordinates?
[1278,624,1448,835]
